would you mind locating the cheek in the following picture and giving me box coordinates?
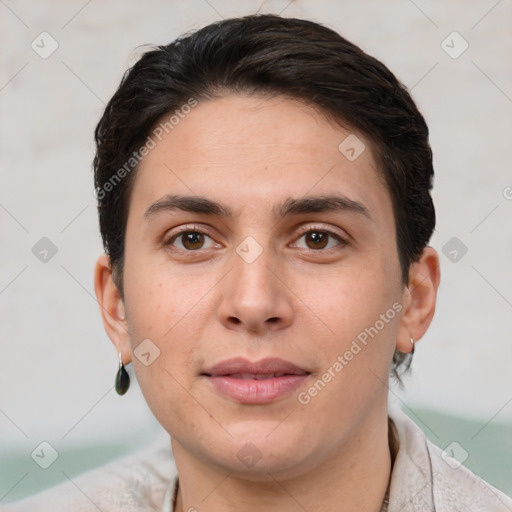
[297,269,399,418]
[303,261,399,339]
[125,293,199,435]
[301,268,400,411]
[122,258,217,403]
[123,260,209,336]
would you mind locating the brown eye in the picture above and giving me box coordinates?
[305,231,329,249]
[181,232,205,250]
[292,228,346,251]
[167,230,216,251]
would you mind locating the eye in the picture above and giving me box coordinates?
[292,227,347,251]
[166,229,217,251]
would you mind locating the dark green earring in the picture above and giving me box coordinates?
[115,352,130,395]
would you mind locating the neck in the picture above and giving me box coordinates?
[172,406,393,512]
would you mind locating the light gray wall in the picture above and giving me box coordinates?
[1,0,511,488]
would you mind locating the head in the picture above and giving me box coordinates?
[94,14,439,479]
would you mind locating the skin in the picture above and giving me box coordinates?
[95,94,440,512]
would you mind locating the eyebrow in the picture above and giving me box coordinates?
[143,194,372,221]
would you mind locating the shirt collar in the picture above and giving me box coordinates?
[161,475,179,512]
[387,407,436,511]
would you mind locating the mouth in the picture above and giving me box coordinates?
[201,357,311,404]
[219,372,302,380]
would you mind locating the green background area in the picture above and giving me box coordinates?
[400,406,512,496]
[1,407,511,504]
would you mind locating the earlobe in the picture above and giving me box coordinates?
[94,254,132,360]
[396,247,441,352]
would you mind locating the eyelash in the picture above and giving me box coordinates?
[164,224,349,253]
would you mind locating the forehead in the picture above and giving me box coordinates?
[129,94,393,226]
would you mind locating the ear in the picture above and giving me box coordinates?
[94,253,132,363]
[396,247,441,352]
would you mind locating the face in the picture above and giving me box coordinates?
[102,95,416,480]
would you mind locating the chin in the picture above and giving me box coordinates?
[199,432,318,481]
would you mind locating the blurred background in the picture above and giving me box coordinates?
[1,0,511,502]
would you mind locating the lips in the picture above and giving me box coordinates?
[201,357,310,404]
[227,373,295,380]
[202,357,309,377]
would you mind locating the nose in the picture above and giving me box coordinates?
[217,243,294,335]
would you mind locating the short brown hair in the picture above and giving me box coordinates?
[94,14,436,381]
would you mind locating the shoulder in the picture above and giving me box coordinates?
[388,407,512,512]
[427,435,512,511]
[0,433,177,512]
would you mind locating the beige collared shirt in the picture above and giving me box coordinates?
[3,408,511,511]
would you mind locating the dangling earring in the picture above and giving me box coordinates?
[410,337,415,355]
[115,352,130,395]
